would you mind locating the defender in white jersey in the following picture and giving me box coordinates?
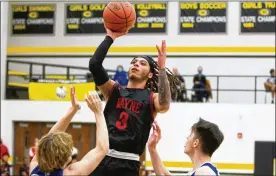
[148,118,224,176]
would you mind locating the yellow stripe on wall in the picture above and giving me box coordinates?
[8,70,75,80]
[145,161,254,171]
[7,46,275,54]
[8,82,29,88]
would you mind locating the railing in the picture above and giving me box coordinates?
[6,60,273,104]
[178,75,270,103]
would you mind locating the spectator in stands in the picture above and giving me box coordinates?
[192,66,207,102]
[0,153,11,176]
[86,73,93,82]
[19,157,29,176]
[70,147,78,164]
[264,68,276,104]
[112,65,128,87]
[0,139,9,159]
[172,67,187,102]
[86,73,105,101]
[29,138,38,161]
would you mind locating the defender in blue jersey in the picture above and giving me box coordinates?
[29,87,109,176]
[148,118,224,176]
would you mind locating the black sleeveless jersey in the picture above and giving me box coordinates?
[103,83,154,155]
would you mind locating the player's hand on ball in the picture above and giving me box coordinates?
[70,86,80,111]
[148,121,162,150]
[156,40,167,69]
[104,22,128,40]
[85,91,103,114]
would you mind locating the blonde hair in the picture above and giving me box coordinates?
[36,131,73,172]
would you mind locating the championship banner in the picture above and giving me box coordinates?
[65,4,106,34]
[65,2,167,34]
[179,2,227,33]
[129,2,167,33]
[11,4,55,34]
[28,79,96,101]
[240,2,275,33]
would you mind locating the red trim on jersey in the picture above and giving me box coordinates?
[150,92,154,119]
[108,83,118,98]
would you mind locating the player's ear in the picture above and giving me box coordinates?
[193,138,200,148]
[148,72,153,79]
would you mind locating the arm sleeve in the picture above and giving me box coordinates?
[89,36,114,86]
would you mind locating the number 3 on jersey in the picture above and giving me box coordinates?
[116,111,129,130]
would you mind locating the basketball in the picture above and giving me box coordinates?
[103,1,136,32]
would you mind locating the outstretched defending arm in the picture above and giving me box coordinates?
[89,24,127,100]
[49,87,80,133]
[148,122,171,176]
[30,86,80,173]
[64,91,109,175]
[154,40,171,113]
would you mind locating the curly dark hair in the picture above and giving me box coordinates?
[144,60,182,98]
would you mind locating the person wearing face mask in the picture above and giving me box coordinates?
[112,65,128,87]
[192,66,207,102]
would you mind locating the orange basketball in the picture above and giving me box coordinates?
[103,1,136,32]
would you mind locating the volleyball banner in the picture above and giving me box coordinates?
[129,3,167,33]
[28,79,96,101]
[179,2,227,33]
[11,4,56,35]
[240,2,275,33]
[65,2,167,34]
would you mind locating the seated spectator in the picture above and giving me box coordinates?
[70,147,79,164]
[172,67,187,102]
[19,157,29,176]
[264,68,276,104]
[0,139,9,159]
[29,138,38,161]
[192,66,207,102]
[0,153,11,176]
[86,73,93,82]
[112,65,128,87]
[205,79,213,102]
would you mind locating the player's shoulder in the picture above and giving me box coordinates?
[194,165,217,176]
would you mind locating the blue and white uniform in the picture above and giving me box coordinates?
[30,165,63,176]
[188,162,219,176]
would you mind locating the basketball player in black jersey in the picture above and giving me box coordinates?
[88,24,180,176]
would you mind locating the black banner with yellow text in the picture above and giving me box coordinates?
[65,4,105,34]
[65,2,167,34]
[129,2,167,33]
[240,2,275,33]
[179,2,227,33]
[11,4,55,34]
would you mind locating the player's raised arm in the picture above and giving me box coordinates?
[153,40,171,113]
[64,91,109,175]
[148,122,171,176]
[48,86,80,133]
[89,23,127,101]
[30,86,80,172]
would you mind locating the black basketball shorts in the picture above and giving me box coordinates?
[89,155,141,176]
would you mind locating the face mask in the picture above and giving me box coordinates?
[117,67,123,72]
[198,70,202,74]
